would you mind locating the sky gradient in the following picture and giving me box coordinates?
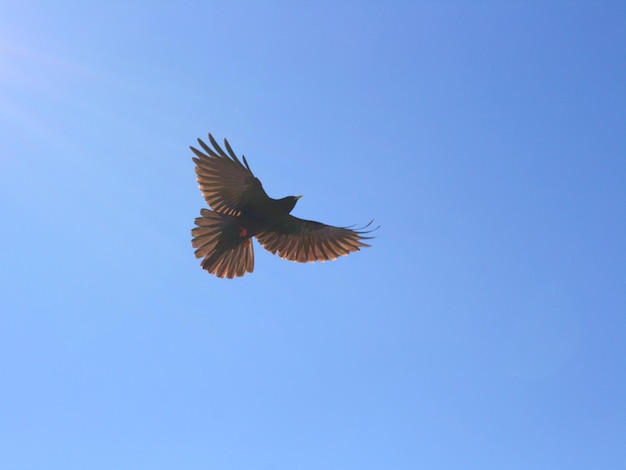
[1,2,625,469]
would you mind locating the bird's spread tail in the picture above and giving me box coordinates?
[192,209,254,278]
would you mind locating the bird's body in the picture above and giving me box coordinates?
[237,195,300,237]
[191,134,375,278]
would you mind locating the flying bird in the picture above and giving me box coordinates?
[191,134,376,278]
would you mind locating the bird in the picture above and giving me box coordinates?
[190,133,376,278]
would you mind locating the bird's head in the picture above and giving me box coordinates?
[278,195,302,213]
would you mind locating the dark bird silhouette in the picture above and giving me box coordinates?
[190,134,376,278]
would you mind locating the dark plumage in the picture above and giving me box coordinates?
[191,134,376,278]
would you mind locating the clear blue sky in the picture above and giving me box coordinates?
[1,1,624,469]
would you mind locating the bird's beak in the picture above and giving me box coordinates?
[295,195,303,200]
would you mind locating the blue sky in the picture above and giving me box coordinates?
[1,1,625,469]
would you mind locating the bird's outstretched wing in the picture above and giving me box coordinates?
[191,134,268,216]
[256,217,376,263]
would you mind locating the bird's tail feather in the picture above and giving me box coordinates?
[192,209,254,278]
